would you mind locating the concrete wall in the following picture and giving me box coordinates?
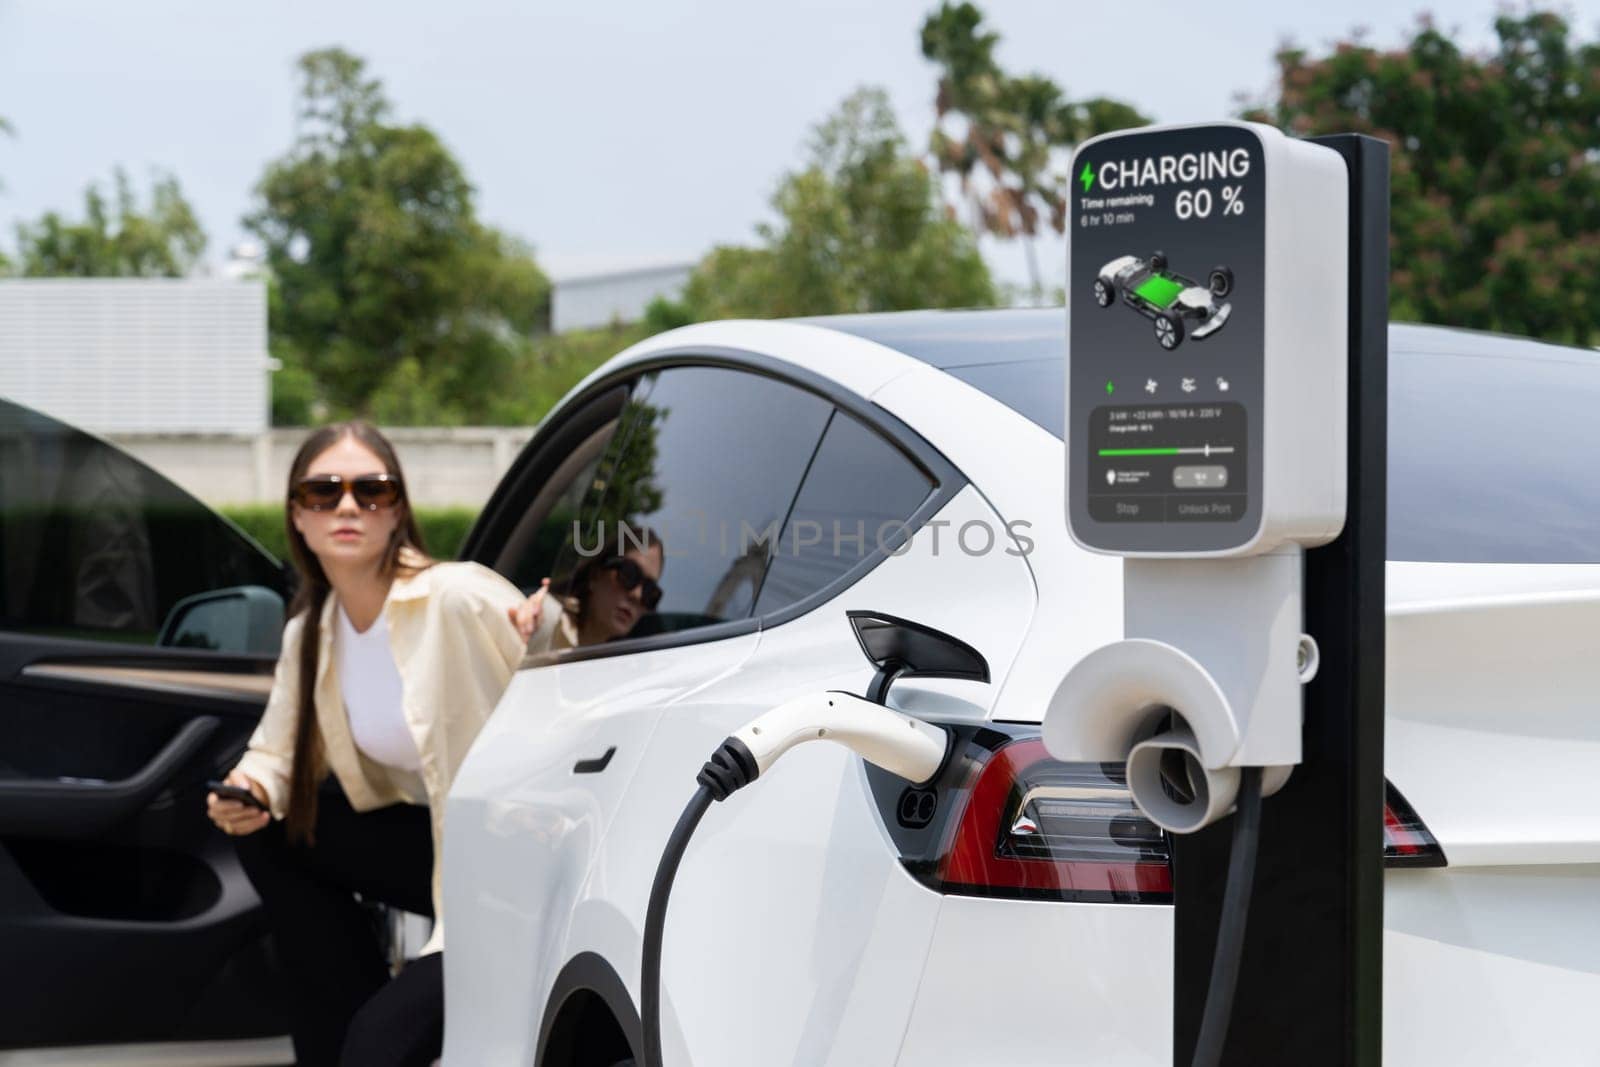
[107,426,537,509]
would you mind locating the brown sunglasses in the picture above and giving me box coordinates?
[291,473,403,511]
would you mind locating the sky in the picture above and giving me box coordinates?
[3,0,1598,296]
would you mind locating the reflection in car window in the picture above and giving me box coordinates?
[754,411,935,616]
[0,399,287,646]
[536,366,832,645]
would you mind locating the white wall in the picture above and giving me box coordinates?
[0,278,272,434]
[551,263,692,333]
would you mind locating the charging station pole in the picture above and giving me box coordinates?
[1170,134,1389,1066]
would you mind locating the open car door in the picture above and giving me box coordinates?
[0,398,295,1062]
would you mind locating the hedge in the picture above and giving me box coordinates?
[218,504,482,563]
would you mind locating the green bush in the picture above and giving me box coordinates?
[218,504,482,563]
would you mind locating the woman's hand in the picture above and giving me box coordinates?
[207,771,271,837]
[508,579,550,642]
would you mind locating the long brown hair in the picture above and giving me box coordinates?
[281,421,433,845]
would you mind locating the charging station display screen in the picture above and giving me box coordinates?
[1068,125,1266,553]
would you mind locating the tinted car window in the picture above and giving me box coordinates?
[921,333,1600,564]
[537,366,832,646]
[944,359,1063,439]
[500,424,617,593]
[0,398,286,647]
[1388,345,1600,563]
[754,410,936,616]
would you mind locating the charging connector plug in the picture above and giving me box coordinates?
[641,692,952,1067]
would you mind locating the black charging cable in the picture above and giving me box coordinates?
[640,739,758,1067]
[1190,765,1263,1067]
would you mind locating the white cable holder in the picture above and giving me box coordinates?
[1043,546,1304,833]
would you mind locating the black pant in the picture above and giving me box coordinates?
[234,779,443,1067]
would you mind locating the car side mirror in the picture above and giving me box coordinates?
[158,585,285,655]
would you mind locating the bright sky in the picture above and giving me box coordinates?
[3,0,1597,295]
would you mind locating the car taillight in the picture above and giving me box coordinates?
[1383,781,1445,868]
[933,738,1173,904]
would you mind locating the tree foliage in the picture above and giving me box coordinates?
[1242,11,1600,344]
[920,2,1148,299]
[677,87,995,320]
[14,169,205,277]
[245,48,549,424]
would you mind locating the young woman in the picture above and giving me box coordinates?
[204,421,545,1067]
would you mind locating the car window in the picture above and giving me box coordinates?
[927,337,1600,564]
[0,398,287,650]
[532,365,832,649]
[1388,346,1600,563]
[753,410,936,617]
[498,420,618,593]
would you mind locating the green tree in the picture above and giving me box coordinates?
[14,169,205,277]
[245,48,549,424]
[1241,11,1600,344]
[920,2,1148,301]
[679,87,995,320]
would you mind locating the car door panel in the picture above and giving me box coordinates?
[441,631,761,1066]
[0,638,291,1047]
[0,397,292,1050]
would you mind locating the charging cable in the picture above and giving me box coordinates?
[640,691,949,1067]
[1189,765,1263,1067]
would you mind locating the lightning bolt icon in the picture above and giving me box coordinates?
[1078,162,1094,192]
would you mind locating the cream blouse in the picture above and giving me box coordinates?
[233,545,526,957]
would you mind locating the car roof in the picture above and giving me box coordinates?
[792,307,1064,369]
[797,307,1595,372]
[791,308,1598,440]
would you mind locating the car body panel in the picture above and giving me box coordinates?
[441,630,762,1065]
[896,895,1171,1067]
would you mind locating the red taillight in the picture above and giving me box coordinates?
[934,739,1172,903]
[1382,782,1446,868]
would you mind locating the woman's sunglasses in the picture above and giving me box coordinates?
[601,556,663,610]
[291,473,403,512]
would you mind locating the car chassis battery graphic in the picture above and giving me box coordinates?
[1094,251,1234,350]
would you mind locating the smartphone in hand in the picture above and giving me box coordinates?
[206,779,266,811]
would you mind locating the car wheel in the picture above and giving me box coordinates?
[1155,312,1184,350]
[1150,251,1168,271]
[1208,266,1234,299]
[1093,278,1115,307]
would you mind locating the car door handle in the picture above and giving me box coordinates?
[573,747,616,774]
[0,715,220,839]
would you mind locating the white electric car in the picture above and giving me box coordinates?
[442,310,1600,1067]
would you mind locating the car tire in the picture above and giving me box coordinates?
[1155,311,1184,350]
[1209,266,1234,299]
[1150,251,1168,271]
[1093,278,1115,307]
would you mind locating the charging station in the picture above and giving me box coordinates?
[1048,122,1388,1066]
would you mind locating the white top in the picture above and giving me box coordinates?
[336,603,422,773]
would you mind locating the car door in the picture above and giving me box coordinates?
[443,360,842,1065]
[0,398,295,1055]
